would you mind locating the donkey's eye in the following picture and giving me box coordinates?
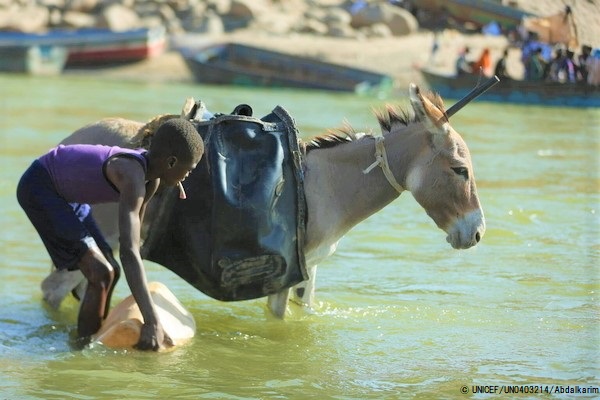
[451,167,469,179]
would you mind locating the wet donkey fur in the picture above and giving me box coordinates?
[42,84,485,319]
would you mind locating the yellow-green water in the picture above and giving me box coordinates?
[0,74,599,399]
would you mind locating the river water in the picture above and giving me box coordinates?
[0,74,598,399]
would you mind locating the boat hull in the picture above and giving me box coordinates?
[180,42,393,93]
[414,0,534,30]
[0,27,166,67]
[420,69,600,108]
[0,45,67,75]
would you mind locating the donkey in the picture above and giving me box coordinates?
[42,84,485,319]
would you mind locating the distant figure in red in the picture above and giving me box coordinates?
[472,48,492,76]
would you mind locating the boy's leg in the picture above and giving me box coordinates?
[82,211,121,318]
[77,246,118,338]
[17,161,118,337]
[100,249,120,319]
[41,205,121,309]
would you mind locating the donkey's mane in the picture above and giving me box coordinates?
[305,91,445,152]
[133,91,446,153]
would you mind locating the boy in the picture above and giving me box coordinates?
[17,118,204,351]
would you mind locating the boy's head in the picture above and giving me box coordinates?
[148,118,204,186]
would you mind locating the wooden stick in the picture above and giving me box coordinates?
[446,75,500,118]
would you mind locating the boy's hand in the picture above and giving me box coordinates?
[135,321,174,351]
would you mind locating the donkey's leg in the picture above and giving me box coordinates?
[291,264,318,308]
[41,268,85,309]
[267,289,291,319]
[266,263,319,318]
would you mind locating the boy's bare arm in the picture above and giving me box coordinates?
[106,158,168,350]
[140,179,159,222]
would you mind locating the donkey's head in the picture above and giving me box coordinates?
[403,84,485,249]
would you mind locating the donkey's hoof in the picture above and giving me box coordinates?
[41,269,85,309]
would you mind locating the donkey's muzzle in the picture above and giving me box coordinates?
[446,209,485,249]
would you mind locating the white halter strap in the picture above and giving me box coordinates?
[362,135,403,194]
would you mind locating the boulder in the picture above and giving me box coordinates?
[61,10,97,29]
[296,18,329,35]
[64,0,99,13]
[323,7,352,26]
[229,0,269,19]
[97,3,141,31]
[364,22,393,38]
[0,5,50,33]
[351,3,418,36]
[206,0,232,14]
[184,8,225,35]
[158,3,185,33]
[327,22,356,38]
[386,6,418,36]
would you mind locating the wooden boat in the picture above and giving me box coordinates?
[0,26,166,67]
[420,69,600,108]
[179,42,393,93]
[0,44,67,75]
[412,0,535,30]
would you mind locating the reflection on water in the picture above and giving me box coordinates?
[0,74,599,399]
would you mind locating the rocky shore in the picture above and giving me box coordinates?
[2,0,598,88]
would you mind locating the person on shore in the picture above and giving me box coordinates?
[428,30,441,66]
[577,45,592,83]
[17,118,204,351]
[558,49,577,83]
[494,49,511,80]
[547,47,565,82]
[472,48,492,76]
[526,47,547,81]
[455,46,473,76]
[585,48,600,85]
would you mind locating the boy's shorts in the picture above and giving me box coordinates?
[16,160,112,271]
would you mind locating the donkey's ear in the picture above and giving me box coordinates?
[180,97,197,120]
[409,84,449,136]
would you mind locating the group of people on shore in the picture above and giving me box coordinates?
[521,43,598,85]
[455,43,599,85]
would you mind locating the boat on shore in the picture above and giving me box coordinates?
[0,26,166,67]
[178,42,393,93]
[420,69,600,108]
[0,44,67,75]
[409,0,535,31]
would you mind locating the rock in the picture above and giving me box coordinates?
[296,18,329,35]
[39,0,67,8]
[206,0,232,14]
[185,8,225,35]
[157,4,185,33]
[229,0,268,19]
[64,0,99,13]
[61,10,97,29]
[97,3,141,31]
[167,0,196,12]
[0,5,50,33]
[351,3,418,36]
[327,22,356,38]
[385,6,418,36]
[323,7,352,26]
[364,22,393,38]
